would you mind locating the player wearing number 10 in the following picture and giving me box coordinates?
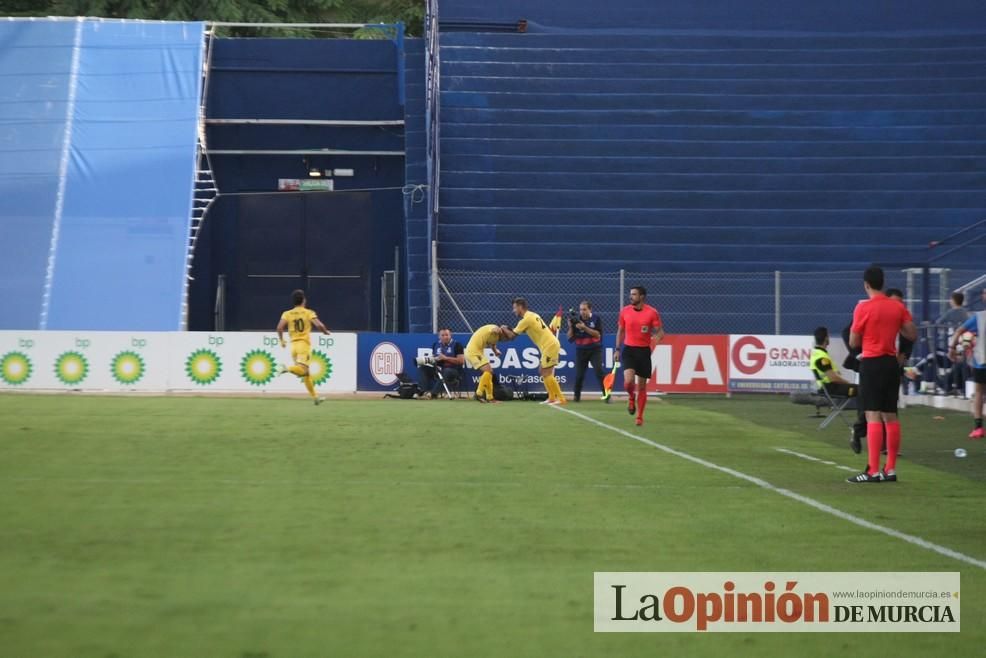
[276,289,332,405]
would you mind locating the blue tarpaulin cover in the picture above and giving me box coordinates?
[0,18,203,329]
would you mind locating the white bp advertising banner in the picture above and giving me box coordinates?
[728,334,816,393]
[0,332,170,391]
[0,331,357,393]
[167,332,356,393]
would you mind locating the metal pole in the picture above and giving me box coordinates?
[205,119,405,126]
[207,21,389,29]
[438,275,474,334]
[394,22,406,108]
[214,274,226,331]
[393,245,400,332]
[380,274,386,332]
[906,269,914,312]
[922,265,931,323]
[940,268,949,318]
[774,270,781,335]
[926,323,937,394]
[431,240,439,333]
[619,269,625,310]
[205,148,405,156]
[201,26,216,121]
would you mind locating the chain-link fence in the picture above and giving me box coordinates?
[435,268,984,336]
[436,270,621,334]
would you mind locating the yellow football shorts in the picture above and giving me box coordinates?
[540,344,560,369]
[464,347,489,370]
[291,343,312,366]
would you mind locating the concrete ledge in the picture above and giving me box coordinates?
[902,393,982,415]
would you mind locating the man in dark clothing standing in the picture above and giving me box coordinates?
[567,300,606,402]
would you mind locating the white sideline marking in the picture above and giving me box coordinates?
[774,447,858,472]
[554,406,986,571]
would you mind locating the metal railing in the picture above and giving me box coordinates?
[425,1,441,335]
[424,0,441,226]
[381,270,398,332]
[433,268,983,336]
[894,217,986,323]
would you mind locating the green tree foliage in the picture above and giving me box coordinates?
[0,0,425,36]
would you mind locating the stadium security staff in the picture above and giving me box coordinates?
[418,328,465,398]
[811,327,857,398]
[567,300,606,402]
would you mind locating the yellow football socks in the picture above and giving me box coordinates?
[478,371,493,400]
[545,375,565,403]
[285,364,316,399]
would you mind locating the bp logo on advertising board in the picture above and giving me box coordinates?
[0,352,32,385]
[111,351,145,385]
[241,349,276,386]
[309,350,333,386]
[185,349,222,385]
[54,351,89,385]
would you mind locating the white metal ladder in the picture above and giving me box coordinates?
[180,26,218,330]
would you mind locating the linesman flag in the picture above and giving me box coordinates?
[548,306,563,336]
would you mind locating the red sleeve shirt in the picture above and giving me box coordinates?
[619,304,663,347]
[850,294,913,358]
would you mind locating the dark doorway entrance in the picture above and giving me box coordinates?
[229,192,373,330]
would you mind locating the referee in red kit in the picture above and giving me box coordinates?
[847,266,918,483]
[614,285,664,426]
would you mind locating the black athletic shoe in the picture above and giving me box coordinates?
[850,429,862,455]
[881,470,897,482]
[847,470,884,483]
[627,397,636,415]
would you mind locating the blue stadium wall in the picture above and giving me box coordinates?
[187,37,411,331]
[3,9,984,335]
[440,0,986,31]
[408,0,986,332]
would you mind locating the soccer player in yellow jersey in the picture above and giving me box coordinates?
[501,297,566,404]
[276,289,331,405]
[465,323,508,403]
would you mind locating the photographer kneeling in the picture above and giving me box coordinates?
[417,327,465,398]
[567,300,606,402]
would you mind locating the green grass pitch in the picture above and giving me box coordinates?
[1,393,983,657]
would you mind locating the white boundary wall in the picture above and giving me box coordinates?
[0,331,357,394]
